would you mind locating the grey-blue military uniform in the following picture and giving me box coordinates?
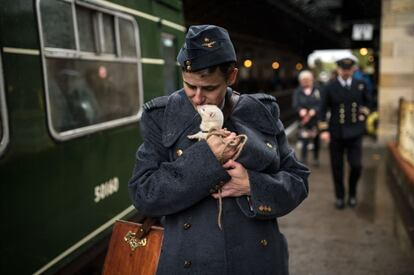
[129,24,309,275]
[128,88,309,275]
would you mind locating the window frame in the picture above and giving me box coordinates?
[36,0,144,141]
[160,32,179,95]
[0,53,9,156]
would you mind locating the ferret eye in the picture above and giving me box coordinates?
[209,113,215,118]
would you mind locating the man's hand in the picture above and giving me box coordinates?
[212,160,250,198]
[299,108,307,117]
[207,131,240,163]
[320,131,330,143]
[308,109,316,117]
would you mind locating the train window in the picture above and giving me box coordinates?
[46,59,139,132]
[38,0,142,140]
[0,54,9,155]
[102,14,116,54]
[161,33,178,95]
[76,6,97,53]
[39,0,76,49]
[119,18,137,57]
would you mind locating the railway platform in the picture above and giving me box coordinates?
[280,139,414,275]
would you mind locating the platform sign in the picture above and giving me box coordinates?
[352,24,373,41]
[397,99,414,167]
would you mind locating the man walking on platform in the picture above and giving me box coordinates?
[319,54,371,209]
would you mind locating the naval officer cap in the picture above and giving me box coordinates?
[336,54,358,69]
[177,25,236,72]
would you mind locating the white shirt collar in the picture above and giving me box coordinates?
[337,76,352,88]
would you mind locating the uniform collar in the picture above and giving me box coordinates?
[337,76,352,88]
[161,88,279,147]
[162,89,199,147]
[232,94,279,135]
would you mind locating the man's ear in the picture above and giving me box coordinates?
[227,68,238,86]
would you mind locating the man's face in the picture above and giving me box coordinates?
[337,67,354,80]
[182,68,237,108]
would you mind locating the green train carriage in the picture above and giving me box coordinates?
[0,0,185,273]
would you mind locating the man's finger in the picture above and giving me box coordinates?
[223,159,236,169]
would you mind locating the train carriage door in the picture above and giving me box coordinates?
[161,33,178,95]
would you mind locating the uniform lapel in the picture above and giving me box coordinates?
[162,90,200,147]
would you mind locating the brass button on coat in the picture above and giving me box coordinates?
[260,239,268,246]
[176,149,183,157]
[258,205,265,211]
[184,260,192,268]
[183,223,191,230]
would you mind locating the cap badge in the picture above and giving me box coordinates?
[202,38,216,48]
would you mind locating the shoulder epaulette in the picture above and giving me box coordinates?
[143,96,168,111]
[249,93,277,103]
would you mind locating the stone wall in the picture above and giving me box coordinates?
[378,0,414,142]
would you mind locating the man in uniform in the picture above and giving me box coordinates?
[319,54,371,209]
[128,25,309,274]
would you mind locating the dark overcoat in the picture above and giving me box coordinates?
[128,88,310,275]
[292,86,322,129]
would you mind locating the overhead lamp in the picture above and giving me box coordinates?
[243,59,253,68]
[359,48,368,56]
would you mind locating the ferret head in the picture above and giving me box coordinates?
[196,105,224,131]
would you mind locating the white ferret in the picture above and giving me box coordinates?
[188,104,224,140]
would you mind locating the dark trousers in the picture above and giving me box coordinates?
[300,135,320,162]
[329,136,362,199]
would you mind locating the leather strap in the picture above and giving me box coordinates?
[222,91,240,121]
[136,217,158,239]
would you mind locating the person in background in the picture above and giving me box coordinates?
[128,24,309,275]
[293,70,322,166]
[319,54,371,209]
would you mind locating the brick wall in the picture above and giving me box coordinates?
[378,0,414,142]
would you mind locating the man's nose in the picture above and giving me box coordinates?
[193,89,204,105]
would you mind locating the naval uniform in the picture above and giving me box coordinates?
[319,76,371,201]
[128,88,309,275]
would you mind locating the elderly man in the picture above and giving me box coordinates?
[319,54,371,209]
[128,25,309,275]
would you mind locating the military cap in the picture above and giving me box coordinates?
[336,54,358,69]
[177,25,236,72]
